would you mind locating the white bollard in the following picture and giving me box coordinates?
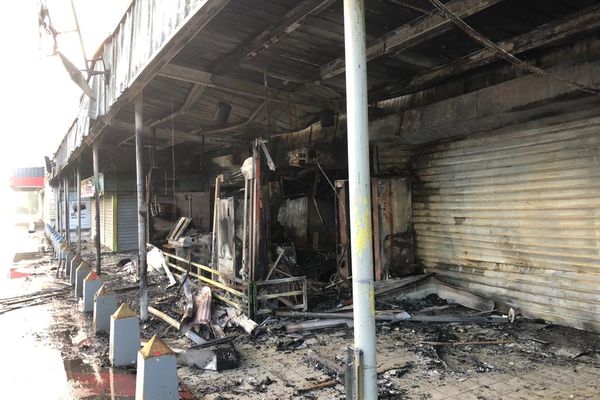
[109,303,140,366]
[82,271,102,313]
[135,335,178,400]
[94,284,118,334]
[75,263,92,299]
[65,251,74,278]
[70,255,83,285]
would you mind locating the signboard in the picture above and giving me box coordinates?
[81,173,104,198]
[62,199,91,230]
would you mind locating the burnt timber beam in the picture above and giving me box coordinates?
[320,0,502,80]
[109,120,241,146]
[211,0,336,73]
[373,4,600,99]
[158,63,330,109]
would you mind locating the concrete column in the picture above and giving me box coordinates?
[93,142,101,275]
[55,183,61,235]
[82,271,102,313]
[75,262,92,299]
[135,335,178,400]
[135,94,148,322]
[343,0,377,398]
[94,284,118,334]
[64,175,70,246]
[76,164,82,255]
[109,303,140,366]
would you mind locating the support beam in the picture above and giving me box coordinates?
[322,0,501,80]
[343,1,377,398]
[135,95,148,322]
[148,84,208,128]
[211,0,335,72]
[64,175,70,246]
[374,4,600,99]
[76,165,81,255]
[54,184,59,233]
[110,120,242,147]
[158,64,329,109]
[93,143,101,275]
[388,59,600,144]
[388,0,434,15]
[57,179,62,235]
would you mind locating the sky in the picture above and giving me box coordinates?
[0,0,131,221]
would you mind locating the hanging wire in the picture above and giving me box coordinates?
[426,0,600,94]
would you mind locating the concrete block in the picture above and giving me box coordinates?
[135,335,178,400]
[70,255,83,285]
[65,251,74,277]
[82,271,102,313]
[58,243,67,269]
[94,284,118,334]
[75,263,92,299]
[109,303,140,366]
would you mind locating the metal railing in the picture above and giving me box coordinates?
[161,250,308,319]
[161,251,248,311]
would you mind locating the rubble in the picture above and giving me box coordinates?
[177,348,239,371]
[147,246,177,287]
[15,226,598,399]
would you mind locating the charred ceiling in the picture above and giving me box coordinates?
[50,0,600,178]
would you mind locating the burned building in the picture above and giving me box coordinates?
[40,0,600,398]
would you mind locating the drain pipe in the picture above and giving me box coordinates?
[343,0,377,398]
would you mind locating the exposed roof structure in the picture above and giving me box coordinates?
[50,0,600,175]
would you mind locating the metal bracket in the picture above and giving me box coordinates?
[345,346,363,400]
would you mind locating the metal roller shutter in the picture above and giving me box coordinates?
[413,117,600,331]
[117,195,138,251]
[91,194,115,251]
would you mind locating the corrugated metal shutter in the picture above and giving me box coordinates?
[103,195,114,250]
[373,143,414,175]
[117,195,138,251]
[412,117,600,331]
[91,195,115,251]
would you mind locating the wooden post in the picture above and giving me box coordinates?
[93,143,101,275]
[135,94,148,322]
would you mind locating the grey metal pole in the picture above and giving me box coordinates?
[76,164,82,255]
[93,143,101,275]
[343,0,377,398]
[135,94,148,322]
[64,175,70,245]
[56,180,61,234]
[58,178,63,235]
